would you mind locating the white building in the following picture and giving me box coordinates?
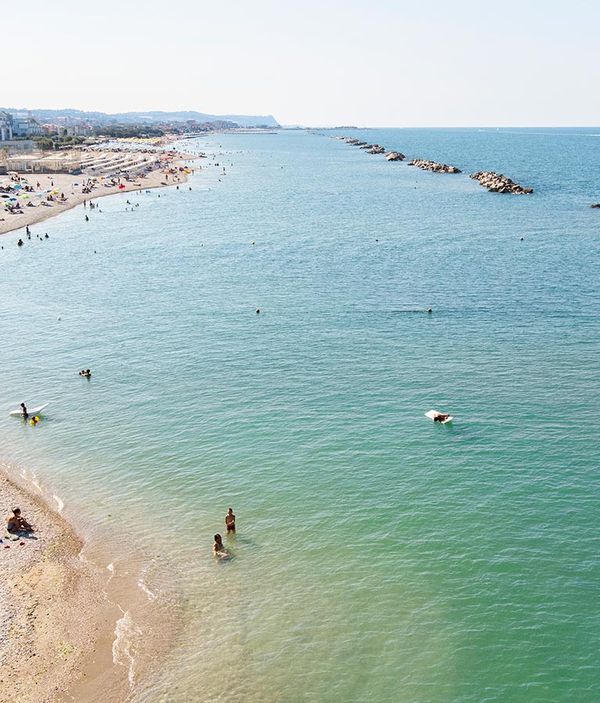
[10,111,43,137]
[0,111,13,141]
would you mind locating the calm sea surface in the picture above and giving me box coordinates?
[1,128,599,702]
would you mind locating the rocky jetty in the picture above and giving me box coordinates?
[341,137,367,146]
[470,171,533,194]
[385,151,405,161]
[408,159,461,174]
[367,145,385,154]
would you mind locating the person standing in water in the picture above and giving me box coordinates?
[225,507,236,534]
[20,403,28,419]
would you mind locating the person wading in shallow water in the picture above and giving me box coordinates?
[225,507,236,533]
[213,534,229,558]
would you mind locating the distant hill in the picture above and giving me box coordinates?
[7,108,280,129]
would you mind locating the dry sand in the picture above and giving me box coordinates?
[0,472,130,703]
[0,153,195,237]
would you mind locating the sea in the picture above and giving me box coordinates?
[0,128,599,702]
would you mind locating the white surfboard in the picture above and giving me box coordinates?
[9,403,49,417]
[425,409,453,424]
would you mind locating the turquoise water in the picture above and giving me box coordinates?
[0,129,599,702]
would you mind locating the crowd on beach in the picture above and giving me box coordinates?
[0,141,196,235]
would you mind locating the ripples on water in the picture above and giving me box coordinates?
[0,129,599,702]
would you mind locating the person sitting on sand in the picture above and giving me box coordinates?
[7,508,34,534]
[225,507,236,533]
[213,533,228,558]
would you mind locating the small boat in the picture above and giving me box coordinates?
[9,403,49,417]
[425,409,453,424]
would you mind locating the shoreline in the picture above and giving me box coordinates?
[1,146,199,238]
[0,465,180,702]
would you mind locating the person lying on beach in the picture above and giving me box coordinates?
[7,508,34,534]
[213,534,229,558]
[225,508,236,533]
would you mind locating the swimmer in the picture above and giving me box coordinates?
[29,416,39,426]
[213,533,229,558]
[427,308,432,314]
[225,507,236,533]
[256,308,260,314]
[17,239,24,247]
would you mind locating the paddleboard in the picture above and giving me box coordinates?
[9,403,49,417]
[425,409,453,424]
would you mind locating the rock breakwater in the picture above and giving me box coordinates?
[408,159,461,174]
[470,171,533,194]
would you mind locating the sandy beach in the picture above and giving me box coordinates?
[0,462,184,703]
[0,471,123,702]
[1,145,197,237]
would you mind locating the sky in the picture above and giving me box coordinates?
[4,0,599,126]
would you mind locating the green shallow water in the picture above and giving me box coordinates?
[0,129,599,701]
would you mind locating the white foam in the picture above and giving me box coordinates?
[53,494,64,514]
[137,574,157,602]
[112,608,141,688]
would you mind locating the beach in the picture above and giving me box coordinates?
[0,465,181,703]
[0,128,598,702]
[0,471,121,702]
[0,143,197,237]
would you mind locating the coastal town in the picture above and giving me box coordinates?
[0,108,274,236]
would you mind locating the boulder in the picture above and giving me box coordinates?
[470,171,533,194]
[408,158,461,174]
[385,151,405,161]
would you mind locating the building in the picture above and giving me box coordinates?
[9,111,44,137]
[0,111,13,141]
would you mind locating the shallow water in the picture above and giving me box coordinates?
[1,128,599,702]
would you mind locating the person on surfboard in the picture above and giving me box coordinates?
[20,403,28,419]
[433,412,450,422]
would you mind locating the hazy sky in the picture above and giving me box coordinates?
[5,0,599,126]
